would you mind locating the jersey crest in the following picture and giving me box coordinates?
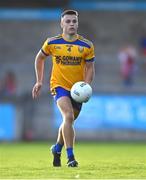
[78,46,84,53]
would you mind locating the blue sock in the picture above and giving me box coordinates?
[55,143,63,153]
[66,147,74,159]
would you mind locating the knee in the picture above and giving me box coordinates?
[63,111,74,124]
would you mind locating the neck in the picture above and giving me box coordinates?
[62,33,78,41]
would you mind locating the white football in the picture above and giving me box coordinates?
[71,81,92,103]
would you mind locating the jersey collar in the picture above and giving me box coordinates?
[62,34,79,42]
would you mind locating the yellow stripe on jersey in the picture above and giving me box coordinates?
[41,34,95,91]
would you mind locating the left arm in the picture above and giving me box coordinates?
[84,61,95,84]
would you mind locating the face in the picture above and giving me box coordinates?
[61,15,78,35]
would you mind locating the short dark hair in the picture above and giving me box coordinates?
[61,10,78,18]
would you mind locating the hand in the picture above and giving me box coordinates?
[32,82,42,99]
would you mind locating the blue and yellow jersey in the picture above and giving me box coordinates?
[41,34,95,91]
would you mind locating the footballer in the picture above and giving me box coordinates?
[32,10,95,167]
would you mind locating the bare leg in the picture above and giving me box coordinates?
[57,96,74,148]
[56,124,64,145]
[56,106,81,147]
[52,97,81,167]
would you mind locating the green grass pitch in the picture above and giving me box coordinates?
[0,142,146,179]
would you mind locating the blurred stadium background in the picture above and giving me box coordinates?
[0,0,146,142]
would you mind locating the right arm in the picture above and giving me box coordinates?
[32,50,47,99]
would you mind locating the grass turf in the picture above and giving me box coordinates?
[0,142,146,179]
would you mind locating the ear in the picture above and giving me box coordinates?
[60,19,63,29]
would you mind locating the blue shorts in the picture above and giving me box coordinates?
[51,86,82,111]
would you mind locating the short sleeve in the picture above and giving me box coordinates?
[41,38,52,56]
[85,43,95,62]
